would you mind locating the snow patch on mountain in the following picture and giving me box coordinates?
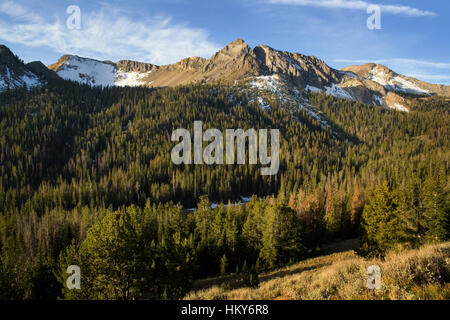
[250,75,281,93]
[55,56,116,87]
[115,70,153,87]
[0,66,41,90]
[325,83,354,100]
[368,65,430,95]
[306,83,354,100]
[54,56,154,88]
[390,103,410,113]
[389,76,430,95]
[20,72,41,87]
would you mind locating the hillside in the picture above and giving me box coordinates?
[0,45,60,90]
[0,80,447,300]
[185,241,450,300]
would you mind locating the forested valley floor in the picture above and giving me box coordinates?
[0,82,448,299]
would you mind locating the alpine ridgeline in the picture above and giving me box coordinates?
[2,39,450,112]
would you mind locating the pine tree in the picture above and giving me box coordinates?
[359,182,401,258]
[422,174,449,242]
[259,204,305,268]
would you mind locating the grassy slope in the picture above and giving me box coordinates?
[185,242,450,300]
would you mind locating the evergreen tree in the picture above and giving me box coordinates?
[359,182,401,258]
[422,173,449,242]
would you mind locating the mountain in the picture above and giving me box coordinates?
[4,39,448,112]
[49,39,450,113]
[0,45,60,90]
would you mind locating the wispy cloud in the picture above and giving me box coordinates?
[267,0,436,17]
[334,58,450,84]
[0,1,220,65]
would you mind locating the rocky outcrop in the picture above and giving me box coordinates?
[254,45,340,88]
[115,60,157,73]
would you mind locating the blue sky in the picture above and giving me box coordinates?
[0,0,449,84]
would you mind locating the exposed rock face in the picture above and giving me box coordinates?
[47,39,450,112]
[254,45,340,88]
[115,60,157,73]
[141,39,267,87]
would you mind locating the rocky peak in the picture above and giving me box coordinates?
[48,55,72,72]
[201,39,267,80]
[209,39,255,64]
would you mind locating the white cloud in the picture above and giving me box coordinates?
[0,1,41,22]
[0,2,220,65]
[267,0,436,17]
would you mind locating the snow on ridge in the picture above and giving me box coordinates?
[368,65,430,95]
[389,76,430,95]
[56,56,152,88]
[56,56,116,87]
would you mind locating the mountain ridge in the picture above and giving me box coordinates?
[46,39,450,112]
[1,40,449,112]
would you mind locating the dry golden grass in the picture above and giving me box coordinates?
[184,242,450,300]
